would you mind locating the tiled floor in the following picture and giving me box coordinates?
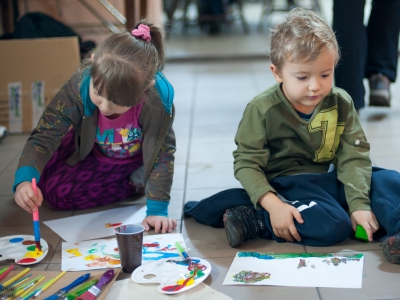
[1,59,400,299]
[2,1,400,298]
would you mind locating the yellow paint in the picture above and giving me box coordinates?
[24,249,43,258]
[66,248,83,257]
[177,277,194,286]
[83,254,101,261]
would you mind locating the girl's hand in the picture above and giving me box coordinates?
[350,210,380,242]
[14,181,43,214]
[259,192,304,242]
[142,216,177,233]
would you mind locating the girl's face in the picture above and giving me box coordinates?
[89,79,131,119]
[270,49,336,115]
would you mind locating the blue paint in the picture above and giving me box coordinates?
[9,237,24,243]
[142,251,180,261]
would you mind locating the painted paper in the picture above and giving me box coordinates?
[62,233,186,271]
[223,252,364,288]
[44,205,146,242]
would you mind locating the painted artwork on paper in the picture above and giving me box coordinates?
[62,238,121,271]
[223,252,364,288]
[61,233,186,271]
[142,233,183,262]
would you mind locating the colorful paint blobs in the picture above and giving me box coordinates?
[104,222,122,228]
[17,258,37,264]
[66,248,83,257]
[62,239,121,271]
[161,262,206,292]
[21,240,36,245]
[142,241,180,261]
[232,270,271,283]
[0,235,48,265]
[9,237,24,243]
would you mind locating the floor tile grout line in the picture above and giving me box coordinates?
[178,71,199,234]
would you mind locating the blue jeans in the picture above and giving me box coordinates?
[184,167,400,246]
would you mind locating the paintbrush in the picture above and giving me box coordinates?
[0,275,43,299]
[30,271,66,299]
[76,270,115,300]
[0,274,32,293]
[14,275,45,300]
[0,265,14,284]
[0,268,30,291]
[31,178,42,252]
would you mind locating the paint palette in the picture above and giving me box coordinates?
[131,257,212,295]
[0,235,48,265]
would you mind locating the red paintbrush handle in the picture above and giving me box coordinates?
[0,265,15,282]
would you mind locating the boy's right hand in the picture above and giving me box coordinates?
[14,181,43,214]
[259,192,304,242]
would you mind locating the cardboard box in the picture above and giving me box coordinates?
[0,37,80,133]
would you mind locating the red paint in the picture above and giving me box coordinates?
[22,240,36,245]
[17,258,36,263]
[143,243,159,247]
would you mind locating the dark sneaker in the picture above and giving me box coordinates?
[369,73,391,107]
[382,232,400,264]
[223,206,266,248]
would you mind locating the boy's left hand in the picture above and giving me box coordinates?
[142,216,177,234]
[350,210,380,242]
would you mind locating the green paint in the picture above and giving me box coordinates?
[27,245,36,251]
[238,252,363,260]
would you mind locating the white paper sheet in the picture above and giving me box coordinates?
[44,205,146,242]
[223,252,364,288]
[61,233,187,271]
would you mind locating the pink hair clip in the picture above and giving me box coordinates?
[131,24,151,42]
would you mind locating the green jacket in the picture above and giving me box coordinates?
[233,83,372,213]
[14,69,175,208]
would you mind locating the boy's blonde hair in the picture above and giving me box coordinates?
[270,8,339,71]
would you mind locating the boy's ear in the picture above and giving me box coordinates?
[270,64,283,83]
[91,53,94,62]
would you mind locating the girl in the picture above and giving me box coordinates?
[13,20,177,234]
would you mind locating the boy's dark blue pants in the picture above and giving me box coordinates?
[184,167,400,246]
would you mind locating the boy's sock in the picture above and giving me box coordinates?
[382,231,400,264]
[223,206,267,248]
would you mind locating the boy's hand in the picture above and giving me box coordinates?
[259,192,304,242]
[14,181,43,214]
[142,216,177,234]
[350,210,380,242]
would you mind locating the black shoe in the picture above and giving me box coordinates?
[382,232,400,264]
[223,206,266,248]
[369,73,391,107]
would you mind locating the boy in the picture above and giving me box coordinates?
[184,8,400,264]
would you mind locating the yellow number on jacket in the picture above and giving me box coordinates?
[308,106,345,162]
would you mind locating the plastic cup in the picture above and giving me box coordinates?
[114,224,145,273]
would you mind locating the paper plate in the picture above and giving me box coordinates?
[0,234,49,265]
[131,257,212,294]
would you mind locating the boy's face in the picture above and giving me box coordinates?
[270,49,335,114]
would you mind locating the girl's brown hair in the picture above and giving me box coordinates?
[80,19,164,107]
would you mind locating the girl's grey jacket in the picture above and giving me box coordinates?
[13,69,175,212]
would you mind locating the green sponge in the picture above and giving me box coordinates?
[355,225,369,241]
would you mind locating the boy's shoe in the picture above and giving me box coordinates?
[223,206,266,248]
[382,232,400,264]
[369,73,391,107]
